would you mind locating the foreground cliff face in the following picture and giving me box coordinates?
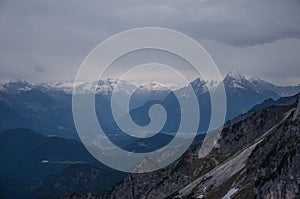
[63,94,300,199]
[232,99,300,199]
[179,99,300,199]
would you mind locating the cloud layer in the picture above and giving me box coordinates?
[0,0,299,84]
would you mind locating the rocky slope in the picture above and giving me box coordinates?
[94,94,299,199]
[177,96,300,199]
[232,100,300,199]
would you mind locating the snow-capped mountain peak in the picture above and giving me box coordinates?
[0,80,33,94]
[37,81,77,93]
[224,69,252,90]
[226,69,245,79]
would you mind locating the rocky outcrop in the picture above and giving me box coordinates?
[174,98,299,199]
[217,104,292,154]
[233,98,300,199]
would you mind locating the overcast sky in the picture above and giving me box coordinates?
[0,0,300,85]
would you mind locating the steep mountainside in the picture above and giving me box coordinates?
[97,94,299,199]
[232,100,300,199]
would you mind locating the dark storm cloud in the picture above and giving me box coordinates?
[0,0,299,84]
[178,0,300,46]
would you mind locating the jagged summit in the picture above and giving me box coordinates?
[223,69,252,91]
[226,68,245,80]
[191,77,205,86]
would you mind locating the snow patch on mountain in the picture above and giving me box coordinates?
[0,80,34,94]
[227,69,244,80]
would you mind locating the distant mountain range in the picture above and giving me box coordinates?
[0,70,299,139]
[2,69,299,99]
[0,80,299,198]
